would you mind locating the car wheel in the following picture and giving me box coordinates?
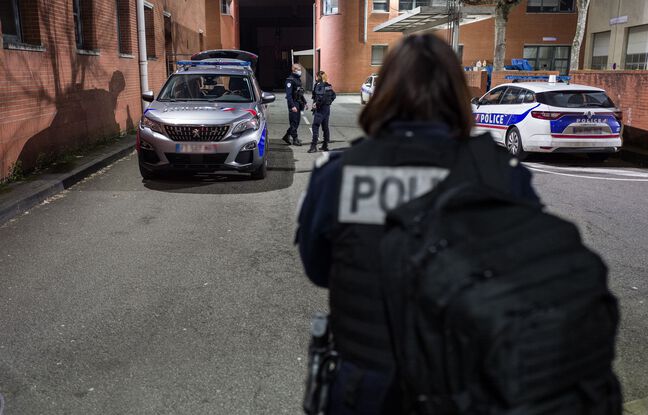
[139,160,159,180]
[506,127,527,160]
[587,153,610,163]
[251,157,267,180]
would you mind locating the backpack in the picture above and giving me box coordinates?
[380,135,622,415]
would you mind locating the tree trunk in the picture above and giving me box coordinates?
[493,5,508,71]
[570,0,591,71]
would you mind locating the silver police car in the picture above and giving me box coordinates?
[137,56,275,180]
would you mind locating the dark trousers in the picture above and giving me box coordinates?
[312,106,331,145]
[287,110,301,139]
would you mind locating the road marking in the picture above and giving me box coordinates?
[309,128,313,134]
[527,165,648,182]
[302,115,310,125]
[526,163,648,179]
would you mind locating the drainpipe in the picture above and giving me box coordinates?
[364,0,368,44]
[136,0,149,112]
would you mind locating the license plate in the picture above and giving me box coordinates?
[175,144,217,153]
[572,126,604,134]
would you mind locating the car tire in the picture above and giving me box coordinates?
[139,161,159,180]
[251,157,267,180]
[587,153,610,163]
[506,127,527,160]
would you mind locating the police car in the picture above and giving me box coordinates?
[472,82,623,161]
[360,74,377,105]
[137,56,275,180]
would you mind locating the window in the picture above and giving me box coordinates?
[591,31,610,70]
[479,86,507,105]
[523,45,571,75]
[2,0,41,46]
[517,89,536,104]
[399,0,432,11]
[73,0,97,51]
[116,0,132,54]
[373,0,389,12]
[527,0,574,13]
[371,45,387,65]
[625,25,648,70]
[1,0,21,43]
[500,87,522,105]
[536,91,615,108]
[144,4,156,58]
[221,0,232,15]
[158,74,253,103]
[322,0,339,15]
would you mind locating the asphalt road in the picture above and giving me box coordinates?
[0,94,647,414]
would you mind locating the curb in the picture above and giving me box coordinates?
[0,137,135,225]
[619,146,648,167]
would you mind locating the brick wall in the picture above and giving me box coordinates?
[490,70,560,88]
[0,0,231,180]
[571,71,648,149]
[436,0,580,68]
[464,70,488,97]
[316,0,402,93]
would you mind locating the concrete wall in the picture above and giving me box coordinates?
[0,0,235,180]
[583,0,648,69]
[571,70,648,148]
[315,0,402,93]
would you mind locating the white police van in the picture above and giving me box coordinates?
[360,74,377,105]
[472,82,623,161]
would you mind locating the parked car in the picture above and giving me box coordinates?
[360,74,378,105]
[137,55,275,180]
[472,82,623,161]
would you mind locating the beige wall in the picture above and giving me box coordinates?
[584,0,648,69]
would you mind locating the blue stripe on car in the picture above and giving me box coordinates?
[474,103,541,128]
[550,114,621,134]
[259,128,266,157]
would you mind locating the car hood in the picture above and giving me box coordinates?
[144,101,258,125]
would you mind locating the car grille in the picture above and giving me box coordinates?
[165,125,230,142]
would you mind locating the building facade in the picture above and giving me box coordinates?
[583,0,648,70]
[0,0,238,179]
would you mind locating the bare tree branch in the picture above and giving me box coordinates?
[570,0,591,71]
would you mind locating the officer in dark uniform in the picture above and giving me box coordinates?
[308,71,337,153]
[296,34,539,415]
[282,64,308,146]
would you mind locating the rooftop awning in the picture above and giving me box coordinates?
[373,5,495,34]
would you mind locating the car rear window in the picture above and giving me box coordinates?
[536,91,615,108]
[158,74,254,103]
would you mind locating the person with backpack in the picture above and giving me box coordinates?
[308,71,337,153]
[296,33,620,415]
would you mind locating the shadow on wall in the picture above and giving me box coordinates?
[17,71,131,170]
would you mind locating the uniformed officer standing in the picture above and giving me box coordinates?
[308,71,337,153]
[296,34,539,414]
[282,64,308,146]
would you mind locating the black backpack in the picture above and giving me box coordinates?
[380,135,621,415]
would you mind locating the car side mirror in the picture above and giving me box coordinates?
[261,92,276,104]
[142,91,155,102]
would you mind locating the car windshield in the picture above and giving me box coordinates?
[537,91,615,108]
[158,74,254,102]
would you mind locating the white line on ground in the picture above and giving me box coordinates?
[525,163,648,179]
[527,166,648,182]
[302,115,310,125]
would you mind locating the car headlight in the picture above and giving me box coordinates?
[141,116,165,134]
[232,117,260,135]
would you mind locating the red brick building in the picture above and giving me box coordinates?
[0,0,239,179]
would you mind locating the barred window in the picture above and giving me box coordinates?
[371,45,387,66]
[590,31,610,70]
[625,25,648,70]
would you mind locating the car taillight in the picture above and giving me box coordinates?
[613,110,623,122]
[531,111,567,120]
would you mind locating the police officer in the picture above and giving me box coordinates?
[282,64,308,146]
[296,34,539,414]
[308,71,337,153]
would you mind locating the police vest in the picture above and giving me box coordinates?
[314,82,334,106]
[330,128,458,371]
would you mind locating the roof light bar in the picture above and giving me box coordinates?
[505,75,572,82]
[176,59,251,68]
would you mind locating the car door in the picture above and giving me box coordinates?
[473,86,508,141]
